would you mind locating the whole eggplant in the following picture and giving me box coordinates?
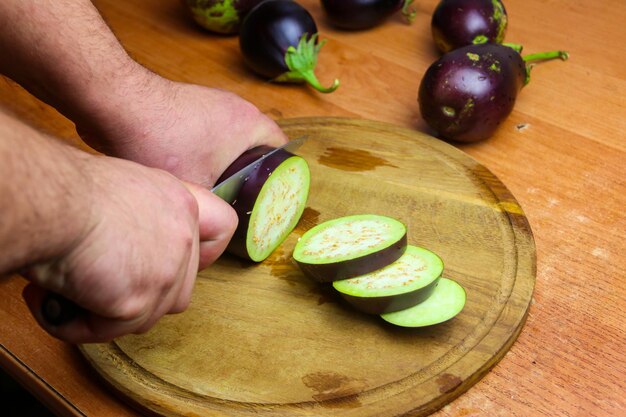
[418,43,568,142]
[183,0,264,34]
[239,0,339,93]
[320,0,415,30]
[431,0,508,53]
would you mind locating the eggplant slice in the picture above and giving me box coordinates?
[293,214,408,282]
[226,149,310,262]
[380,277,466,327]
[332,245,443,314]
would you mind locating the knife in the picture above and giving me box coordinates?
[41,136,308,326]
[211,135,308,203]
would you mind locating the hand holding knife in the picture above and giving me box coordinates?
[41,136,308,327]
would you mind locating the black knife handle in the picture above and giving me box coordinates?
[42,293,84,326]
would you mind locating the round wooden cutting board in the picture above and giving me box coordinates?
[80,117,536,417]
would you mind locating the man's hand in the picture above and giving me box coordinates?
[20,153,236,343]
[76,78,288,187]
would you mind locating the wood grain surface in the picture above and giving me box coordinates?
[1,0,625,416]
[79,118,536,416]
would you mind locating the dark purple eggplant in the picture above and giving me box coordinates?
[183,0,263,34]
[293,214,407,283]
[217,146,310,261]
[239,0,339,93]
[431,0,508,53]
[332,245,443,315]
[320,0,415,31]
[418,43,568,142]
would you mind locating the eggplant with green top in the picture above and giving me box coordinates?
[293,214,407,282]
[239,0,339,93]
[418,43,568,142]
[217,146,310,262]
[431,0,508,53]
[332,245,443,314]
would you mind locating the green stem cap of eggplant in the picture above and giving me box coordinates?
[184,0,264,34]
[381,277,466,327]
[293,214,408,282]
[274,34,339,94]
[332,245,444,315]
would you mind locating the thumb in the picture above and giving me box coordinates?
[182,181,238,270]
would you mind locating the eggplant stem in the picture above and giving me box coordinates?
[523,50,569,63]
[401,0,416,23]
[522,50,569,85]
[276,33,339,94]
[503,42,523,53]
[300,71,340,94]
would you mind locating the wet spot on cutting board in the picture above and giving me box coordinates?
[264,246,298,283]
[318,147,398,172]
[293,207,321,235]
[302,371,368,406]
[436,373,462,393]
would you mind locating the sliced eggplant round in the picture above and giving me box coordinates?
[380,277,466,327]
[332,245,443,314]
[224,147,310,262]
[293,214,407,283]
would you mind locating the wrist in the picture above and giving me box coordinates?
[0,114,95,273]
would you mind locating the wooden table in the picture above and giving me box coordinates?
[1,0,624,416]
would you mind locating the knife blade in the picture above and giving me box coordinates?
[211,135,308,203]
[40,135,309,327]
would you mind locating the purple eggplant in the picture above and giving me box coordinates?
[418,43,568,143]
[183,0,264,34]
[431,0,508,53]
[239,0,339,93]
[217,146,311,262]
[293,214,407,283]
[320,0,415,31]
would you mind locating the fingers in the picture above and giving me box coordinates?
[22,283,151,343]
[183,181,238,270]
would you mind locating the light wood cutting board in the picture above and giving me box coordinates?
[80,117,536,417]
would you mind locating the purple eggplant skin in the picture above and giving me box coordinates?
[320,0,415,31]
[431,0,508,53]
[183,0,263,34]
[418,43,525,143]
[218,146,296,260]
[338,276,440,315]
[239,0,339,93]
[296,233,407,283]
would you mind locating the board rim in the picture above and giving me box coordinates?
[79,117,537,417]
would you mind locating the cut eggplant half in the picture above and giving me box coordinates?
[332,245,443,314]
[293,214,407,282]
[380,277,466,327]
[223,146,310,262]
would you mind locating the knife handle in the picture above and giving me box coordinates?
[42,292,84,326]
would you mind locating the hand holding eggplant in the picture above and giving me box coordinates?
[418,43,568,142]
[239,0,339,93]
[320,0,416,31]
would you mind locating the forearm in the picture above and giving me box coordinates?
[0,108,91,275]
[0,0,153,132]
